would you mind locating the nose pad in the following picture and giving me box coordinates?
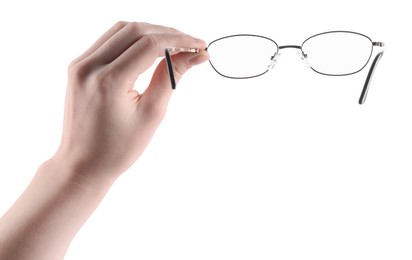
[268,53,281,70]
[297,51,310,68]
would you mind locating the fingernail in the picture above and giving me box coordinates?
[189,51,210,66]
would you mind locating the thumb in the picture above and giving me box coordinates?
[168,50,210,86]
[144,50,209,106]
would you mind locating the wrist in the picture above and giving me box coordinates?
[44,151,118,192]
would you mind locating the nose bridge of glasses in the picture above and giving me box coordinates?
[278,45,301,50]
[275,45,310,68]
[278,45,304,57]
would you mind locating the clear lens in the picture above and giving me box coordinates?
[302,31,373,75]
[207,35,278,78]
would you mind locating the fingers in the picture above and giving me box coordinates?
[70,21,128,66]
[109,33,206,86]
[69,21,208,120]
[86,22,184,65]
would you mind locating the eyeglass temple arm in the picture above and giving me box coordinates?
[358,42,385,104]
[165,47,200,89]
[165,48,176,89]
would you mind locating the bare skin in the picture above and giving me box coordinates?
[0,21,209,260]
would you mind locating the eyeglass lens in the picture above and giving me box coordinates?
[302,31,373,75]
[207,35,278,78]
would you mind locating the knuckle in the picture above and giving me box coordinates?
[169,26,180,34]
[68,61,117,92]
[114,21,128,30]
[68,61,90,83]
[93,67,116,89]
[128,21,146,34]
[138,34,158,50]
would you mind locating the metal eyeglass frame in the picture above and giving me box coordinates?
[165,31,384,105]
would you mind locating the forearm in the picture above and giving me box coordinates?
[0,157,115,260]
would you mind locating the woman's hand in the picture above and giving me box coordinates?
[55,21,208,184]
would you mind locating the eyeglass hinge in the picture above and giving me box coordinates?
[373,42,385,47]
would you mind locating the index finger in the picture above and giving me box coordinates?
[109,33,207,85]
[84,22,186,66]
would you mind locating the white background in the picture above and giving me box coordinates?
[0,0,411,259]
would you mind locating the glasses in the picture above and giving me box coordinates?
[165,31,385,104]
